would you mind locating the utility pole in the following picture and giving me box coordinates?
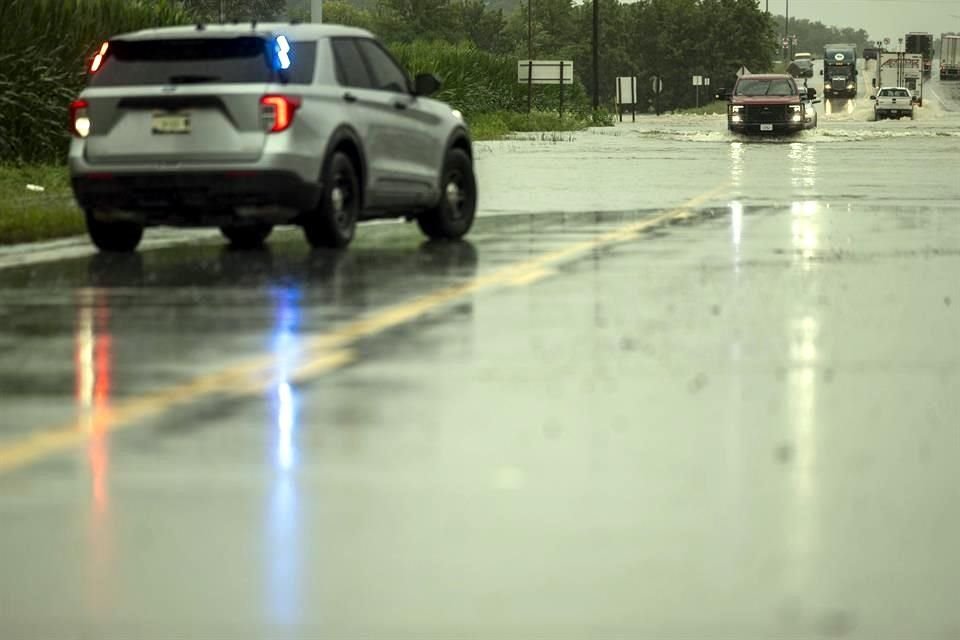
[784,0,789,58]
[592,0,599,109]
[527,0,533,113]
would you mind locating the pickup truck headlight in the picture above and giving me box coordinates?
[789,104,803,122]
[730,105,744,123]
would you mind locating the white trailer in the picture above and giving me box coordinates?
[876,52,924,106]
[941,34,960,80]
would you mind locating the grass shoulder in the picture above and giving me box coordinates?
[668,101,727,116]
[469,109,614,141]
[0,165,84,245]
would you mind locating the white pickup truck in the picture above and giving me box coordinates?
[871,87,915,120]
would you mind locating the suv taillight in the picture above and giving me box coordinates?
[69,99,90,138]
[260,95,301,133]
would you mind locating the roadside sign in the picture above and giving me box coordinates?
[704,77,711,86]
[518,60,574,119]
[517,60,574,85]
[651,75,663,93]
[616,77,638,104]
[615,76,638,122]
[692,75,703,86]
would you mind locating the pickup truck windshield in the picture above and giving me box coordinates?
[735,78,796,97]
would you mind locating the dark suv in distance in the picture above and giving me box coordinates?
[69,23,476,252]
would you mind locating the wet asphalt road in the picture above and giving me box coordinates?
[2,69,960,638]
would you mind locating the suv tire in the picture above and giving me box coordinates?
[85,209,144,253]
[303,151,359,249]
[418,148,476,240]
[220,223,273,249]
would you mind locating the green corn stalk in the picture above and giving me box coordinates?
[0,0,194,164]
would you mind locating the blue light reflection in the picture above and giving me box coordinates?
[266,286,303,626]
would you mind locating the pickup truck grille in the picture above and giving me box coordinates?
[744,105,787,123]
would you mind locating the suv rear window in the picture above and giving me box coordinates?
[88,37,316,86]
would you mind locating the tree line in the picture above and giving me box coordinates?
[187,0,779,111]
[770,14,872,57]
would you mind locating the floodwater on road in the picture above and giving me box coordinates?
[2,69,960,639]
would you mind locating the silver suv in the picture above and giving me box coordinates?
[68,23,476,252]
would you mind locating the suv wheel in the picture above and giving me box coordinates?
[85,209,144,253]
[303,151,359,249]
[220,222,273,249]
[417,148,476,240]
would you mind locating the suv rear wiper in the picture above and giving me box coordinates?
[168,75,221,84]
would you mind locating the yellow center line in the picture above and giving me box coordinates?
[0,185,727,475]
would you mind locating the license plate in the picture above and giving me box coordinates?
[760,124,773,131]
[152,112,191,135]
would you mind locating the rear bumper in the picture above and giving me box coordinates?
[72,171,321,220]
[875,107,913,117]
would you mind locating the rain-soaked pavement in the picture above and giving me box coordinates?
[2,65,960,638]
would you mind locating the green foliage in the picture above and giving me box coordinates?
[390,40,593,117]
[0,165,84,244]
[468,110,603,140]
[180,0,287,21]
[0,0,194,163]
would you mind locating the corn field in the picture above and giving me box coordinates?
[390,40,592,118]
[0,0,193,163]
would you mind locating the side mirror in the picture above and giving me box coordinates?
[714,88,730,101]
[806,87,817,99]
[869,95,876,100]
[413,73,442,97]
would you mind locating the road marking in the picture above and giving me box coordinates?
[927,88,949,111]
[509,267,554,287]
[0,185,727,475]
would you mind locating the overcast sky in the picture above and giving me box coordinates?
[766,0,960,42]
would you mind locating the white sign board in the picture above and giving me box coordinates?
[692,75,703,86]
[651,76,663,93]
[704,77,711,86]
[616,76,638,104]
[517,60,575,85]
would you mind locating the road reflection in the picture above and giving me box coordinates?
[729,142,745,191]
[266,285,303,626]
[786,199,822,590]
[75,288,115,617]
[788,142,817,191]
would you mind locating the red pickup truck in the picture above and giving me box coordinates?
[715,74,819,135]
